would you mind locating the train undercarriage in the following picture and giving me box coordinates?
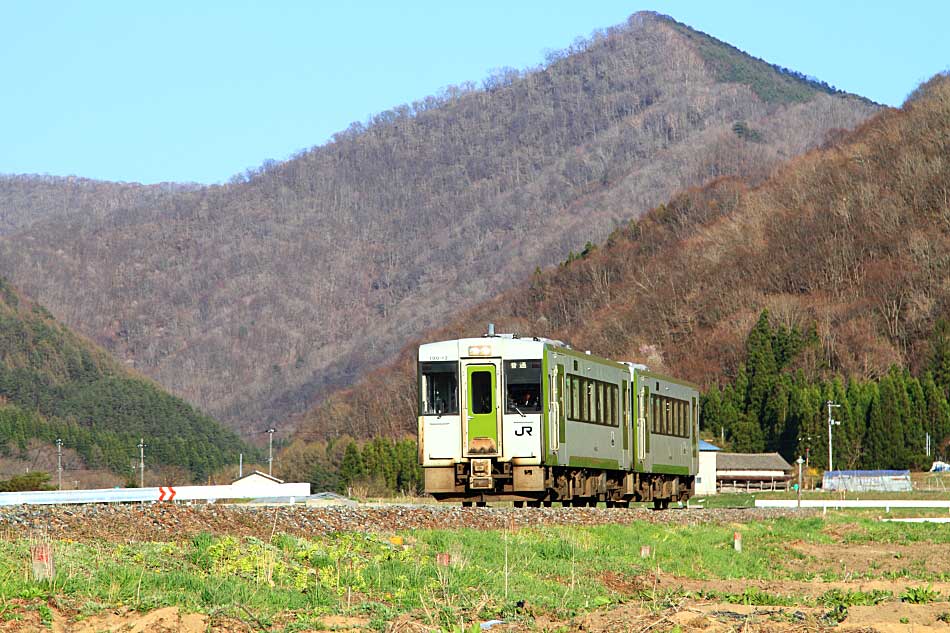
[425,462,693,509]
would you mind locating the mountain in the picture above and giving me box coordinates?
[291,75,950,455]
[0,275,249,482]
[0,12,878,437]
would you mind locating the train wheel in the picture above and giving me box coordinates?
[513,501,525,508]
[527,500,541,508]
[542,500,552,507]
[462,501,473,507]
[476,501,487,507]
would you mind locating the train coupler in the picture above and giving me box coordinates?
[469,458,493,489]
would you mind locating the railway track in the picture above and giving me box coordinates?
[0,503,813,541]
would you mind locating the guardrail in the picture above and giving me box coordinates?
[0,482,311,506]
[755,499,950,511]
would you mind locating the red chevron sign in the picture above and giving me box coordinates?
[158,486,177,501]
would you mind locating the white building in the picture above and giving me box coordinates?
[695,440,721,495]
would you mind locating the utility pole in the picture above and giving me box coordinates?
[266,428,276,476]
[796,456,804,508]
[55,438,63,490]
[797,436,812,469]
[137,438,147,488]
[826,401,841,473]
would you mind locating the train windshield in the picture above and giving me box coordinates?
[420,361,459,416]
[505,359,542,413]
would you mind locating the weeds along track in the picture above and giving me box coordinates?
[0,505,810,541]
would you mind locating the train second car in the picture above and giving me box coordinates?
[417,333,698,508]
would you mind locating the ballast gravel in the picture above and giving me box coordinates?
[0,503,813,541]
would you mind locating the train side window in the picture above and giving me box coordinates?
[571,376,580,420]
[588,380,596,423]
[580,379,588,422]
[597,382,606,424]
[420,361,459,416]
[615,386,620,425]
[605,384,612,426]
[564,374,571,416]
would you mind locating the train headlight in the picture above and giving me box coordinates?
[467,345,492,356]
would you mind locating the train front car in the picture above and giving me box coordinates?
[418,336,546,504]
[417,334,701,507]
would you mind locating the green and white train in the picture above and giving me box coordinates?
[417,329,699,508]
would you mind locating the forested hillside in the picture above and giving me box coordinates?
[0,12,877,437]
[0,276,248,482]
[288,75,950,475]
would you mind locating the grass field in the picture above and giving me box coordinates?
[3,512,950,631]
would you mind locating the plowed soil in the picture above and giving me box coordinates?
[2,504,947,632]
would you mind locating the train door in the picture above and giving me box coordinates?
[637,385,647,466]
[621,379,631,469]
[462,359,501,456]
[547,363,564,455]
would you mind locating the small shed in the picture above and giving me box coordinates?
[716,452,792,492]
[695,440,721,495]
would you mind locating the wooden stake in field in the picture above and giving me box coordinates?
[29,530,54,581]
[733,531,742,553]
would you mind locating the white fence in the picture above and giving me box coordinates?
[756,499,950,510]
[0,482,311,506]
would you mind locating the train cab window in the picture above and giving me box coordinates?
[505,360,542,414]
[420,361,459,416]
[471,370,494,414]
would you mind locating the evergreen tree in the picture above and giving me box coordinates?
[339,441,365,490]
[864,374,906,469]
[761,374,789,454]
[903,371,927,468]
[929,319,950,399]
[745,311,778,421]
[731,411,765,453]
[699,386,723,434]
[922,373,950,461]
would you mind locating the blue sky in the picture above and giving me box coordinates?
[1,1,947,185]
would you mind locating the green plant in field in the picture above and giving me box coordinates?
[819,589,891,607]
[823,604,848,624]
[937,611,950,623]
[721,588,797,607]
[900,585,939,604]
[37,603,53,627]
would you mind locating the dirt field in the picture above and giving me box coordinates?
[3,504,950,632]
